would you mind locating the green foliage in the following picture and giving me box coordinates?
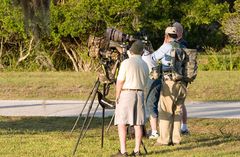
[0,0,238,71]
[50,0,141,44]
[181,0,228,27]
[221,0,240,45]
[139,0,195,48]
[102,0,141,33]
[199,47,240,71]
[180,0,229,48]
[51,0,92,43]
[138,0,229,49]
[0,0,25,40]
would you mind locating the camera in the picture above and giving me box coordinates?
[106,28,135,43]
[88,28,152,83]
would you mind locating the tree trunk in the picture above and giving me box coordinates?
[0,37,4,69]
[20,0,50,41]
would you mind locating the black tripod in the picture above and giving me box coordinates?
[71,77,115,156]
[71,77,148,156]
[70,43,148,156]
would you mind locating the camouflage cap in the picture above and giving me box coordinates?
[129,40,144,55]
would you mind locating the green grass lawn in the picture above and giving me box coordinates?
[0,71,239,100]
[0,71,239,156]
[187,71,240,101]
[0,116,239,157]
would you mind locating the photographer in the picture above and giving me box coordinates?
[151,27,187,146]
[112,40,149,157]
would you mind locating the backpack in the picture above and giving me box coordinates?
[169,41,185,81]
[182,48,198,83]
[169,41,198,83]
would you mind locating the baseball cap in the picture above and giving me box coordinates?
[129,40,144,55]
[165,27,177,35]
[172,22,183,34]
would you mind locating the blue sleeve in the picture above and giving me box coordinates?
[151,46,165,62]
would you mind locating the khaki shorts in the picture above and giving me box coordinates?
[114,90,146,126]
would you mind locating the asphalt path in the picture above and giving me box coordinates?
[0,100,239,118]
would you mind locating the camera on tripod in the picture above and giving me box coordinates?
[87,27,153,84]
[72,28,151,155]
[87,28,133,84]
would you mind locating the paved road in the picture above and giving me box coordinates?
[0,100,239,118]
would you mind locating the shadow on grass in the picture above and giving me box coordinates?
[146,135,240,156]
[0,116,113,133]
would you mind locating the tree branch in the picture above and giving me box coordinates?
[17,36,34,65]
[61,42,79,72]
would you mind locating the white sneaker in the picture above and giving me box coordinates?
[149,133,159,139]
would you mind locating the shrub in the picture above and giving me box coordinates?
[198,46,240,71]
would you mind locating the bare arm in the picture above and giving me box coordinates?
[115,80,124,103]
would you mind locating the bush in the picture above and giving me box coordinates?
[198,46,240,71]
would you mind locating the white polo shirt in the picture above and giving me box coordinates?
[117,55,149,90]
[142,49,157,73]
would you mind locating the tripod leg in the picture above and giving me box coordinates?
[101,83,108,148]
[81,103,100,140]
[106,112,115,133]
[72,80,100,156]
[141,140,148,154]
[71,79,100,133]
[101,107,105,148]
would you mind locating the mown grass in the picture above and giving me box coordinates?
[0,116,239,157]
[0,71,239,101]
[0,72,98,100]
[187,71,240,101]
[0,71,239,156]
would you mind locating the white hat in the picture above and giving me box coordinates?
[165,27,177,35]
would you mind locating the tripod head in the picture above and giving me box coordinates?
[87,29,130,84]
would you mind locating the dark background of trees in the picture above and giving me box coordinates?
[0,0,239,71]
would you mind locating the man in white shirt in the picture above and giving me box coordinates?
[112,40,149,157]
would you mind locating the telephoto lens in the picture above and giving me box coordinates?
[106,28,129,42]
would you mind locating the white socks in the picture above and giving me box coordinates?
[181,124,188,131]
[152,130,158,135]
